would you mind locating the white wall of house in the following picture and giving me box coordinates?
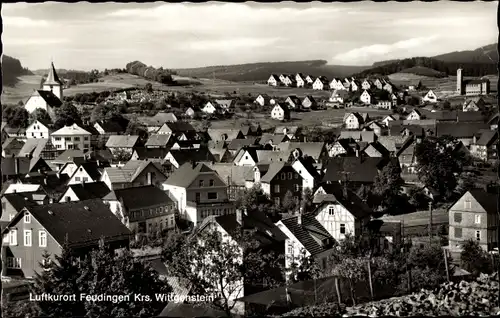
[25,96,50,114]
[26,121,50,139]
[163,184,186,212]
[163,152,180,169]
[312,79,324,90]
[271,105,287,121]
[360,91,371,105]
[60,162,78,176]
[58,188,80,203]
[51,134,91,151]
[344,114,360,129]
[314,203,357,241]
[292,160,314,190]
[234,151,257,166]
[101,170,113,190]
[67,167,95,185]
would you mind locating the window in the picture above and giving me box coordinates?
[281,173,286,180]
[245,155,249,160]
[82,177,88,182]
[39,230,47,248]
[274,184,280,193]
[274,197,280,206]
[287,241,293,254]
[54,137,61,141]
[294,184,300,192]
[9,229,17,246]
[454,227,462,238]
[75,177,81,182]
[476,230,481,241]
[6,257,21,269]
[24,230,32,247]
[74,137,80,141]
[454,213,462,223]
[209,179,214,186]
[207,192,218,200]
[295,173,299,179]
[24,212,31,224]
[199,180,204,187]
[464,200,472,209]
[65,137,71,141]
[340,224,346,234]
[288,172,292,180]
[328,206,335,216]
[84,136,89,141]
[195,192,201,202]
[475,214,481,224]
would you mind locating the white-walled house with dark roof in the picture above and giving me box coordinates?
[51,123,91,152]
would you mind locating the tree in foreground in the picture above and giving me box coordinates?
[164,227,284,316]
[460,239,492,276]
[415,136,470,200]
[286,248,322,284]
[372,160,405,213]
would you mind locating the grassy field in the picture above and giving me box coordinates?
[2,75,43,105]
[200,107,393,131]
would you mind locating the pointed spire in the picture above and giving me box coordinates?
[44,61,62,86]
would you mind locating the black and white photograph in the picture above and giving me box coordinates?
[1,1,499,317]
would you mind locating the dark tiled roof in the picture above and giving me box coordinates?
[312,183,373,220]
[260,162,287,183]
[145,134,172,147]
[476,130,498,146]
[207,210,287,246]
[457,111,486,123]
[59,182,110,202]
[97,120,127,134]
[53,149,86,164]
[281,214,333,256]
[322,157,399,183]
[469,190,497,214]
[2,193,39,212]
[104,185,174,211]
[167,148,215,166]
[133,147,169,160]
[1,157,46,176]
[7,199,131,247]
[436,123,489,138]
[227,137,258,151]
[106,135,139,148]
[163,121,196,133]
[36,90,62,107]
[259,133,287,145]
[74,162,106,181]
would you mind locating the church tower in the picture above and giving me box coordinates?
[456,68,463,95]
[42,62,63,100]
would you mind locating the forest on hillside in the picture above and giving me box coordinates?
[352,57,497,78]
[2,55,33,87]
[125,61,177,84]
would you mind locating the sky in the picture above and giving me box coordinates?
[2,1,498,71]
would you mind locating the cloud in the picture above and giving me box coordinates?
[2,16,52,27]
[332,36,440,64]
[181,37,280,51]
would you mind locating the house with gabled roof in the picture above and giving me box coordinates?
[227,137,258,155]
[329,90,349,104]
[58,182,111,203]
[361,79,372,90]
[273,126,301,140]
[276,142,327,163]
[103,185,176,235]
[327,138,356,157]
[4,127,27,141]
[67,162,108,185]
[255,94,271,107]
[259,133,289,149]
[205,163,254,200]
[1,157,52,183]
[267,74,280,86]
[291,156,321,191]
[422,89,438,103]
[163,148,215,169]
[435,122,489,146]
[470,130,498,162]
[1,193,41,225]
[276,214,334,272]
[145,134,172,149]
[105,135,140,157]
[448,189,498,252]
[295,73,306,88]
[312,76,329,90]
[51,123,91,152]
[162,163,234,225]
[373,78,384,90]
[302,95,317,110]
[24,90,62,121]
[1,199,131,278]
[214,99,235,114]
[251,162,304,207]
[343,112,366,130]
[101,160,168,190]
[233,148,259,166]
[312,183,372,241]
[285,95,301,110]
[26,119,52,140]
[463,97,486,112]
[2,138,25,158]
[201,101,221,115]
[271,103,290,121]
[360,89,372,105]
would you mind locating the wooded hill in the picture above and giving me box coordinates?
[2,55,33,87]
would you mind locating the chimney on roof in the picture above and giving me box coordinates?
[236,209,243,225]
[14,158,20,175]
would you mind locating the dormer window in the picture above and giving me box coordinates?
[199,180,204,187]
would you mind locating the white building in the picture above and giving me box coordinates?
[26,120,51,139]
[360,90,372,105]
[24,62,63,120]
[51,123,92,152]
[423,90,438,103]
[270,104,290,121]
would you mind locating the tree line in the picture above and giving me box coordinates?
[125,61,177,84]
[352,57,497,78]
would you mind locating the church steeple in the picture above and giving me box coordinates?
[44,62,62,86]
